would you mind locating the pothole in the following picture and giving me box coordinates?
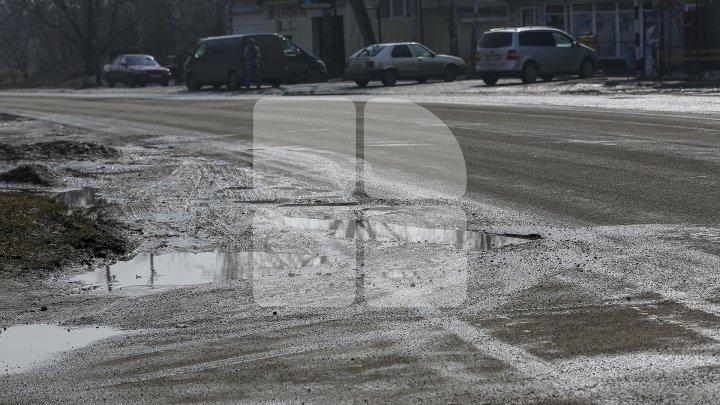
[268,215,541,251]
[0,324,120,375]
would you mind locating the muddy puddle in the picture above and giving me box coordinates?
[55,188,106,207]
[0,324,119,375]
[267,214,541,251]
[71,252,336,291]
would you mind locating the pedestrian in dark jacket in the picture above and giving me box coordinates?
[244,39,261,89]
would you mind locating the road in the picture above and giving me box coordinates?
[1,89,720,403]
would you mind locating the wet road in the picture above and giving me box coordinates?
[2,91,720,403]
[2,94,719,226]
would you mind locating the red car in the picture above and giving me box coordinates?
[103,54,171,87]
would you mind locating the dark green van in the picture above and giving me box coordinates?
[184,33,288,90]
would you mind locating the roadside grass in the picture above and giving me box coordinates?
[0,192,129,277]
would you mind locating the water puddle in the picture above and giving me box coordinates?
[71,252,335,291]
[0,324,119,375]
[267,215,540,251]
[55,188,106,207]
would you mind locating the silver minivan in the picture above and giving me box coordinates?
[475,27,597,85]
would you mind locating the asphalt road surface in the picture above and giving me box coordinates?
[2,90,720,403]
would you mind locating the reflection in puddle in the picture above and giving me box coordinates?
[268,215,540,251]
[71,252,335,291]
[55,188,106,207]
[0,324,119,374]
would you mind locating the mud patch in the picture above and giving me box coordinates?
[71,252,336,291]
[0,164,57,186]
[0,140,119,161]
[0,113,23,122]
[472,304,712,360]
[0,324,120,374]
[0,193,130,276]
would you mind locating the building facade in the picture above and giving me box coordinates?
[230,0,719,78]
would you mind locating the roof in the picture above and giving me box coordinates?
[489,26,565,33]
[363,42,426,47]
[201,33,280,41]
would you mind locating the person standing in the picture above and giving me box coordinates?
[243,38,261,89]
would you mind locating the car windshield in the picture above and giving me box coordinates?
[354,45,385,57]
[125,56,159,66]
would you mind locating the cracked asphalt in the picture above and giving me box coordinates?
[1,78,720,403]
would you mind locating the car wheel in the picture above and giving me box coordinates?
[482,76,498,86]
[442,65,458,82]
[161,79,169,87]
[579,59,595,79]
[269,80,281,88]
[382,70,397,86]
[355,80,369,87]
[521,62,538,84]
[227,72,240,90]
[185,73,200,91]
[417,77,429,84]
[541,74,554,82]
[127,75,136,88]
[304,68,322,83]
[106,75,115,88]
[139,80,147,87]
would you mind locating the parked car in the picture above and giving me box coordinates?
[475,27,597,85]
[283,38,327,83]
[184,33,288,91]
[104,54,171,87]
[345,42,466,87]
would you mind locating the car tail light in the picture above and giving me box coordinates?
[366,61,374,68]
[507,50,518,60]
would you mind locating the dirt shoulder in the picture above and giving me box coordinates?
[0,192,130,277]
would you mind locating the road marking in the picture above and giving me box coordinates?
[415,306,595,392]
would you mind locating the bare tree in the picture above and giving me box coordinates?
[0,0,35,83]
[30,0,132,87]
[349,0,377,46]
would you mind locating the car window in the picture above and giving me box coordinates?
[409,44,434,58]
[479,32,512,48]
[126,55,159,66]
[355,45,385,57]
[194,43,207,58]
[552,32,574,47]
[282,39,301,56]
[391,45,412,58]
[519,31,555,47]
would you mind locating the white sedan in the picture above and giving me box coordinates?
[344,42,466,87]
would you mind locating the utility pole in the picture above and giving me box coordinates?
[376,1,383,43]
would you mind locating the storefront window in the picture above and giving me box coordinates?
[595,3,617,58]
[380,0,415,19]
[617,0,635,59]
[571,4,593,37]
[545,5,566,30]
